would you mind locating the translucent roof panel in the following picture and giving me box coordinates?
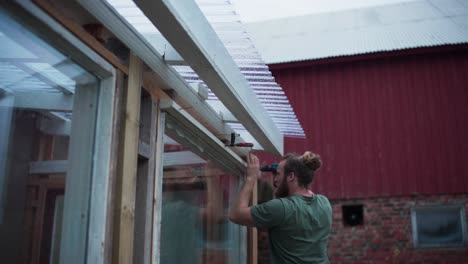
[105,0,305,138]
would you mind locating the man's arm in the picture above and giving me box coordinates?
[229,152,259,227]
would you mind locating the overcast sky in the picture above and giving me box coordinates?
[232,0,421,22]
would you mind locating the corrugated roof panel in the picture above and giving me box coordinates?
[106,0,305,138]
[246,0,468,64]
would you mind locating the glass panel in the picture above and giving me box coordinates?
[0,7,98,263]
[160,135,244,264]
[416,207,465,246]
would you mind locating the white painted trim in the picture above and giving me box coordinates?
[134,0,283,155]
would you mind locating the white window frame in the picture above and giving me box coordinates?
[8,1,116,263]
[411,204,468,249]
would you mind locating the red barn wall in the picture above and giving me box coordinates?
[271,47,468,199]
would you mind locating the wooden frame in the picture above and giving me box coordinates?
[23,175,66,264]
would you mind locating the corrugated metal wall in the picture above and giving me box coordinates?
[271,49,468,199]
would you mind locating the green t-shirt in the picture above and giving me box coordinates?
[251,194,332,264]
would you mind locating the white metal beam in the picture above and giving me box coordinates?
[142,33,185,65]
[134,0,283,155]
[161,99,246,176]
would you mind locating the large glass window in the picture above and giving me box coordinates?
[0,6,101,263]
[160,134,245,263]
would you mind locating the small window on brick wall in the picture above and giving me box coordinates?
[411,205,467,249]
[342,204,364,227]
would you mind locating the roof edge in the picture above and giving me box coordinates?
[269,44,468,71]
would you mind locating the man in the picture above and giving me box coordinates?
[229,152,332,264]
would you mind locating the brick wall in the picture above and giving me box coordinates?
[258,194,468,264]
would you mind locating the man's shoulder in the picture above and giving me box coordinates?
[314,194,332,213]
[315,194,330,201]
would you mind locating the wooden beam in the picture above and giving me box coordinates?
[14,92,73,112]
[104,70,126,264]
[133,99,159,264]
[134,0,283,155]
[151,108,165,264]
[31,0,127,75]
[114,53,143,264]
[143,101,159,264]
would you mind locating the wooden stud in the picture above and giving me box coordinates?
[113,53,143,264]
[143,100,159,264]
[104,70,126,264]
[133,95,156,264]
[151,109,166,264]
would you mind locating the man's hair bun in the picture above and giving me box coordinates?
[301,151,321,172]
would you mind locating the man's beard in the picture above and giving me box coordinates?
[274,176,289,198]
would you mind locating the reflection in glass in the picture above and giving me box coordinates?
[160,135,244,264]
[0,6,98,264]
